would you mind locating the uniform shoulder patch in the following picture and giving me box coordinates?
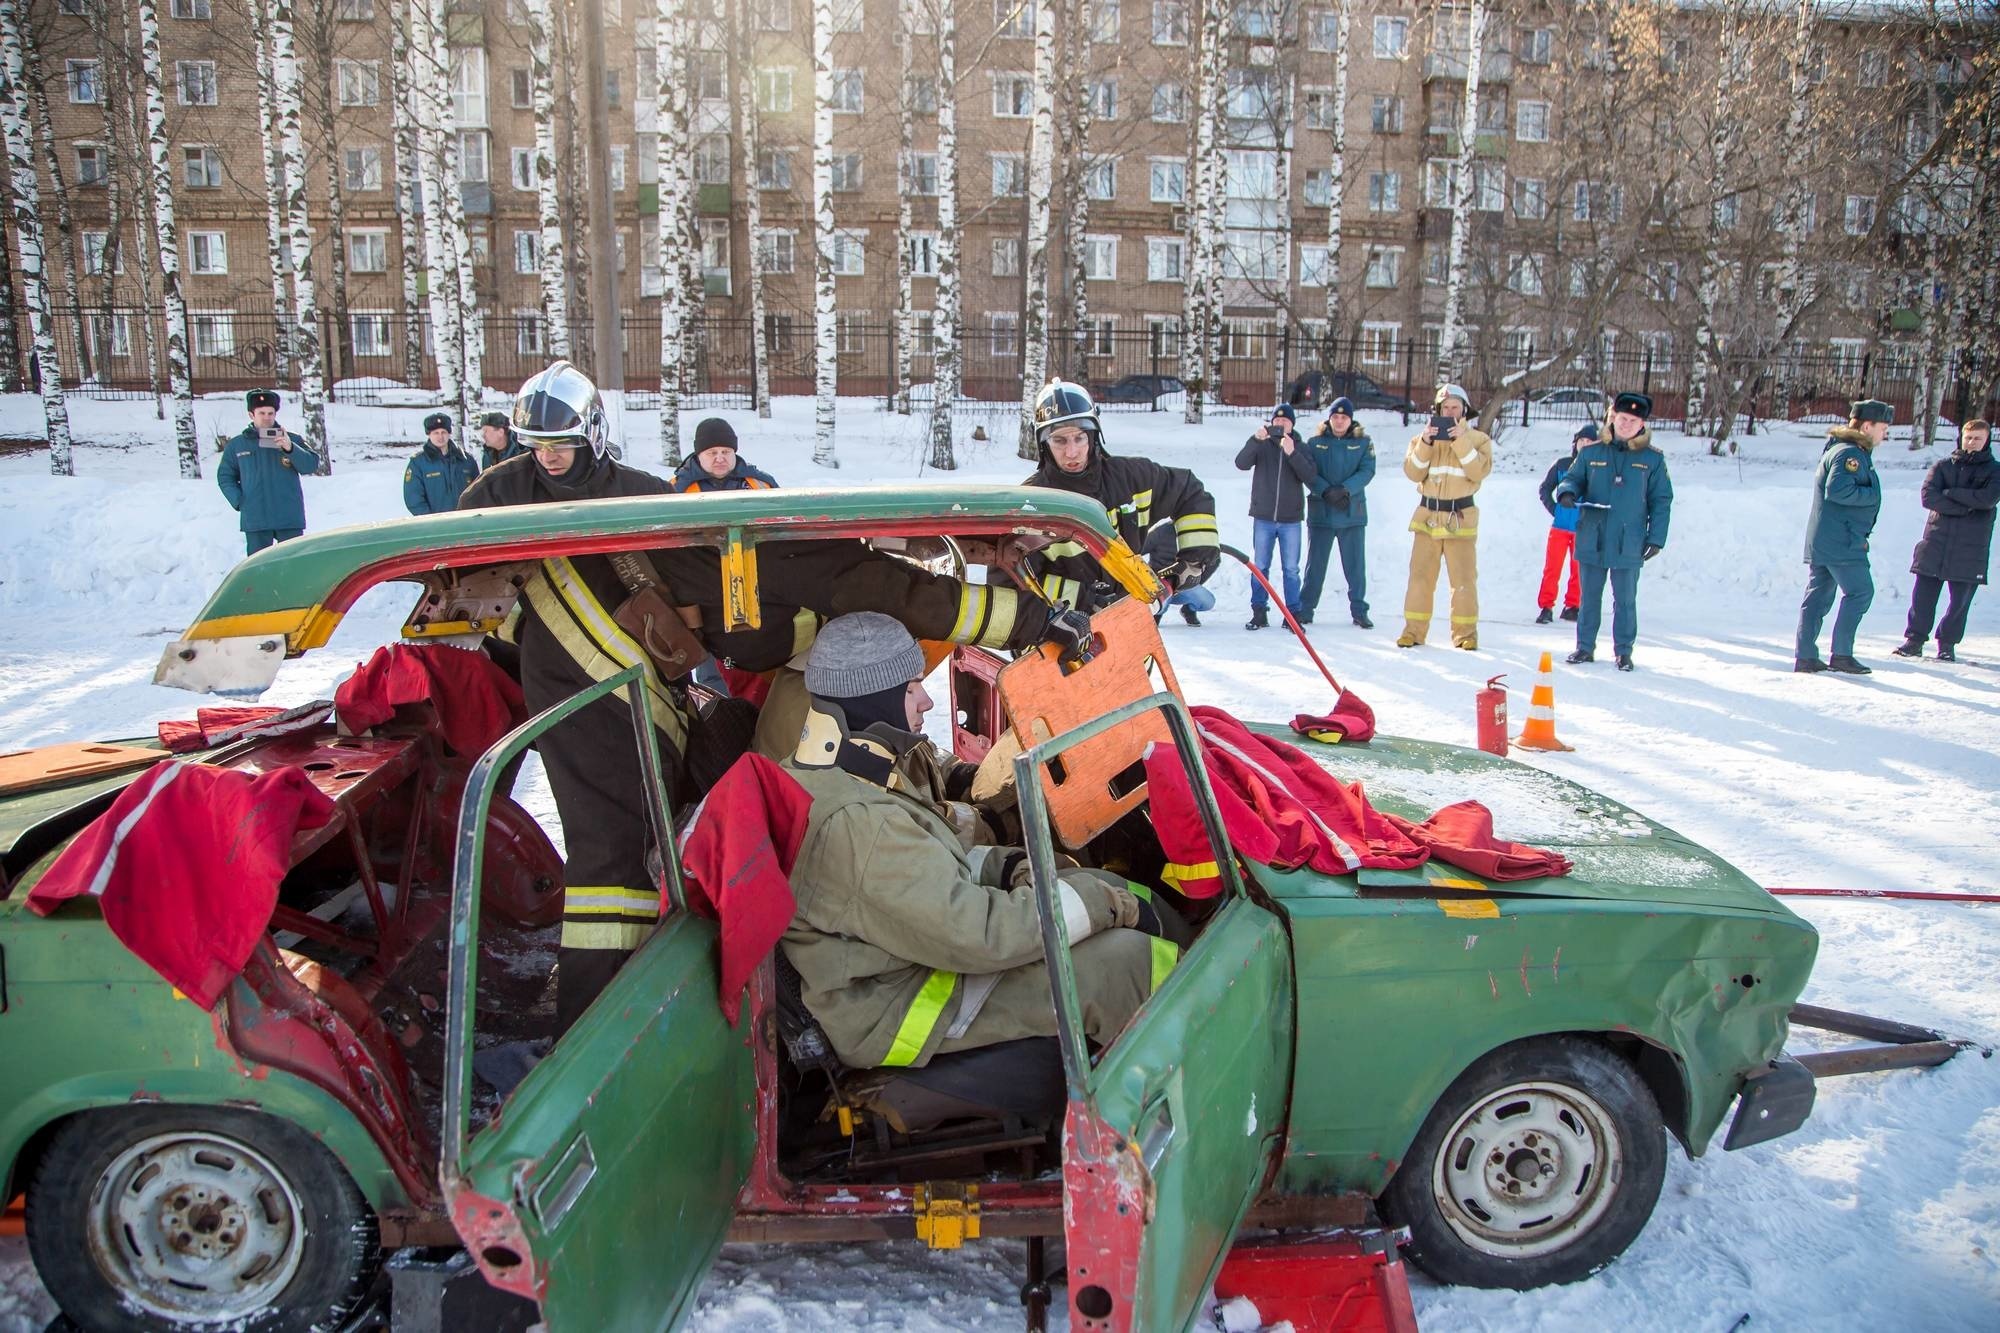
[1844,456,1861,472]
[404,467,414,481]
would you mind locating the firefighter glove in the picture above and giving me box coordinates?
[1043,605,1095,661]
[1180,546,1221,588]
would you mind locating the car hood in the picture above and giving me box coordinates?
[1249,725,1794,917]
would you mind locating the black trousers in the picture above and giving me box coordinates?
[1905,575,1978,651]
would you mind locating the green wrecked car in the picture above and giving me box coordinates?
[0,486,1818,1332]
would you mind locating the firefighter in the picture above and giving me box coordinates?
[457,361,699,1032]
[402,411,480,515]
[1397,384,1493,650]
[217,388,320,555]
[1022,380,1222,613]
[781,613,1180,1069]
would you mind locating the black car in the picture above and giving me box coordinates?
[1095,373,1188,406]
[1286,369,1419,414]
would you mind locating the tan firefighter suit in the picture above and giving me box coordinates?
[1400,422,1495,647]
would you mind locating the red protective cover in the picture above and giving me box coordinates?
[676,753,813,1023]
[1290,687,1379,745]
[334,643,525,757]
[25,761,336,1008]
[1385,800,1573,881]
[157,706,284,753]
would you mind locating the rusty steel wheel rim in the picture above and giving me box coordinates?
[1430,1079,1624,1260]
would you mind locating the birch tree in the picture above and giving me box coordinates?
[0,0,74,475]
[19,31,87,382]
[528,0,570,362]
[408,0,463,427]
[1017,0,1059,461]
[1321,0,1349,342]
[270,0,330,467]
[654,0,694,465]
[136,0,198,478]
[109,30,164,407]
[1436,0,1488,387]
[1063,0,1093,380]
[1686,0,1747,442]
[0,212,18,393]
[736,0,770,417]
[927,0,961,468]
[1271,65,1295,406]
[1182,0,1226,424]
[810,0,839,467]
[304,2,354,382]
[892,0,916,415]
[389,0,422,385]
[253,0,294,388]
[1771,0,1815,405]
[431,0,482,427]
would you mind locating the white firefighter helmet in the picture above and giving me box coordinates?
[1032,379,1102,446]
[513,360,611,459]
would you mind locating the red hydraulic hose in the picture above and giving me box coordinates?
[1768,887,1999,904]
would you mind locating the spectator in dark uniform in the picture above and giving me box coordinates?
[1556,393,1672,671]
[1536,424,1595,624]
[403,411,480,515]
[479,410,529,467]
[1236,403,1318,629]
[1796,399,1892,674]
[217,388,320,555]
[1893,419,1995,663]
[1300,397,1375,629]
[673,418,779,492]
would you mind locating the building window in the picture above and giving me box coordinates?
[1087,78,1118,121]
[344,145,383,192]
[757,68,794,114]
[335,59,380,107]
[1858,49,1887,89]
[1149,159,1185,204]
[182,145,222,189]
[696,52,726,101]
[458,131,489,184]
[1473,163,1505,212]
[995,0,1034,39]
[348,229,389,273]
[609,144,627,191]
[514,312,547,356]
[1306,8,1338,51]
[171,0,212,18]
[510,147,536,191]
[89,312,132,357]
[699,216,729,275]
[1506,253,1545,295]
[909,76,939,114]
[831,69,863,113]
[1147,315,1182,357]
[511,68,532,108]
[756,0,791,31]
[188,231,228,275]
[831,230,867,276]
[1222,231,1278,281]
[66,59,99,103]
[906,151,939,195]
[338,0,375,20]
[1368,170,1400,213]
[1515,100,1549,142]
[513,230,540,274]
[1298,244,1330,288]
[694,135,729,185]
[987,312,1020,357]
[1716,193,1740,229]
[1152,84,1186,122]
[1303,88,1336,131]
[450,48,487,126]
[1080,315,1117,356]
[1641,331,1673,373]
[82,230,120,275]
[76,144,109,187]
[192,313,235,358]
[351,312,392,357]
[757,149,792,190]
[830,152,863,192]
[1360,321,1399,365]
[1572,181,1622,223]
[906,231,940,277]
[1425,158,1454,207]
[1146,236,1184,282]
[1372,16,1407,59]
[1502,328,1536,370]
[1085,157,1116,201]
[1425,250,1448,286]
[1303,168,1330,207]
[1369,95,1402,134]
[175,61,217,106]
[605,68,622,108]
[1517,27,1553,64]
[993,72,1033,117]
[756,228,795,274]
[1082,235,1117,280]
[1152,0,1189,45]
[992,237,1021,276]
[836,313,870,357]
[1223,319,1272,360]
[1513,176,1545,220]
[991,153,1026,197]
[1364,246,1401,289]
[1090,0,1119,42]
[1844,194,1876,235]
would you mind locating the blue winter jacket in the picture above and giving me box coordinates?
[1802,427,1882,566]
[672,454,780,492]
[1555,431,1673,570]
[1304,425,1375,530]
[403,441,481,515]
[1539,454,1580,533]
[217,424,319,533]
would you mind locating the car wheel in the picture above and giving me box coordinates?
[26,1105,380,1332]
[1381,1036,1666,1289]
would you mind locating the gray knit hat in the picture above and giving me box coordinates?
[805,612,925,699]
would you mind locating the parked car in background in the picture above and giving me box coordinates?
[1286,369,1420,414]
[1095,373,1188,408]
[1525,386,1609,421]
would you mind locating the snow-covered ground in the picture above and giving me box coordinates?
[2,392,1996,1332]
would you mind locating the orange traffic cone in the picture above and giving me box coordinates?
[1515,651,1574,751]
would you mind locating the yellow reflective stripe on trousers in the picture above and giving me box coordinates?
[1123,879,1154,902]
[790,608,821,656]
[1150,937,1180,992]
[560,919,654,950]
[522,558,688,746]
[882,969,958,1067]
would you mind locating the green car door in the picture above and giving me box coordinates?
[439,668,754,1331]
[1017,695,1296,1333]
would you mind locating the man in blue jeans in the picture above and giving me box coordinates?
[1236,404,1318,629]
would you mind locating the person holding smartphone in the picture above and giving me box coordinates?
[1397,384,1493,649]
[1235,403,1319,629]
[217,388,320,555]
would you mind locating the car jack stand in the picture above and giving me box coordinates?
[1020,1235,1052,1332]
[1212,1228,1420,1332]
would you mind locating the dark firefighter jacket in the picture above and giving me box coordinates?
[1023,438,1219,610]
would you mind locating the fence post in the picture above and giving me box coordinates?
[1400,338,1415,428]
[1641,345,1653,398]
[1521,341,1533,428]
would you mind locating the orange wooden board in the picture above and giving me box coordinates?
[0,741,169,797]
[995,597,1183,849]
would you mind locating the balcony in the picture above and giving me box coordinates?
[1420,129,1509,158]
[697,183,731,214]
[1423,50,1512,84]
[703,269,732,298]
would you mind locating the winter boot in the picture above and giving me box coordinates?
[1457,635,1478,651]
[1827,655,1873,675]
[1395,630,1421,648]
[1180,605,1202,627]
[1246,607,1269,631]
[1615,654,1634,672]
[1794,657,1829,673]
[1891,639,1923,658]
[1296,610,1314,625]
[1936,645,1957,662]
[1353,613,1373,629]
[1559,607,1580,622]
[1535,608,1555,625]
[1565,649,1594,665]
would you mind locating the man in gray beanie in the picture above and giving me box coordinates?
[778,613,1179,1071]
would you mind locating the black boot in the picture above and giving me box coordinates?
[1891,639,1923,658]
[1565,649,1594,664]
[1180,605,1201,626]
[1827,655,1872,675]
[1296,610,1313,625]
[1794,657,1829,673]
[1352,613,1373,629]
[1559,606,1580,622]
[1246,607,1268,631]
[1936,645,1957,662]
[1535,608,1554,625]
[1615,654,1634,672]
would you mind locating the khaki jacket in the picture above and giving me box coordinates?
[780,709,1125,1068]
[1403,423,1494,539]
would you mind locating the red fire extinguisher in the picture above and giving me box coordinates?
[1476,675,1509,756]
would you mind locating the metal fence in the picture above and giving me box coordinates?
[13,307,1996,432]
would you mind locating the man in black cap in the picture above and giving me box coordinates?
[217,388,321,554]
[403,411,481,515]
[1554,393,1672,671]
[1795,399,1891,674]
[673,417,779,493]
[479,410,528,468]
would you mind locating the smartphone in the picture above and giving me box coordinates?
[256,425,288,450]
[1428,414,1455,434]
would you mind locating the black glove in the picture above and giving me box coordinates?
[1557,494,1578,508]
[1043,605,1095,661]
[1642,544,1662,562]
[1324,486,1350,510]
[1179,546,1221,588]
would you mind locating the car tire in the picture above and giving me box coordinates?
[26,1105,380,1333]
[1380,1036,1666,1290]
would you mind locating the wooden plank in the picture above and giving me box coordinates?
[0,742,168,797]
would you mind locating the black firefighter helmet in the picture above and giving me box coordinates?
[1032,379,1103,448]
